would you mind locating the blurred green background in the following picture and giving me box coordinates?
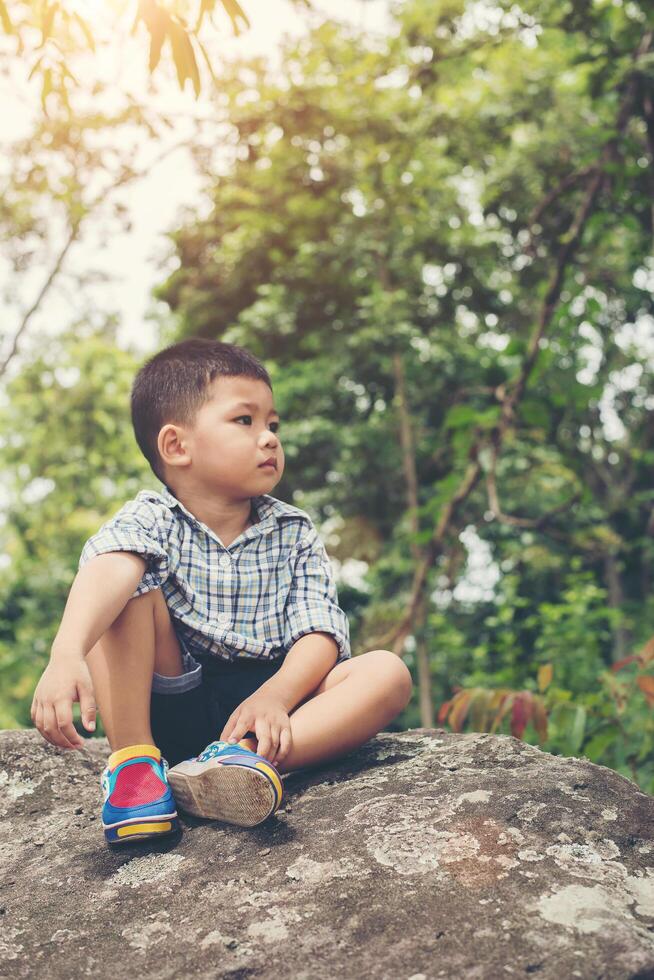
[2,0,653,790]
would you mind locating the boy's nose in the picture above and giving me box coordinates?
[260,430,279,448]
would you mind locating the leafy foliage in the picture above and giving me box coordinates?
[1,1,653,794]
[2,0,252,106]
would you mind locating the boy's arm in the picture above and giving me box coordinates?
[282,523,351,665]
[219,631,338,762]
[52,551,147,658]
[31,552,146,751]
[219,521,348,762]
[254,631,339,711]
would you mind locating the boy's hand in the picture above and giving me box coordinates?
[31,655,97,751]
[220,691,292,767]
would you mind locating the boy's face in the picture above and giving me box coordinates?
[164,376,284,498]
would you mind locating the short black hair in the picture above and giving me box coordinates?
[131,338,272,482]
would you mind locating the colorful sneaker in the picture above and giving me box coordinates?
[167,740,283,828]
[101,744,180,845]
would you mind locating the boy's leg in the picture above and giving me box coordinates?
[85,588,184,752]
[275,650,413,774]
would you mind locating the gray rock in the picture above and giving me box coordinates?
[1,728,653,979]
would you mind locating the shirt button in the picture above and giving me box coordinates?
[219,554,231,568]
[217,613,230,626]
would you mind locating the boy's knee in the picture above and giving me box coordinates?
[393,656,413,707]
[130,588,167,615]
[371,650,413,707]
[110,588,168,631]
[132,587,163,606]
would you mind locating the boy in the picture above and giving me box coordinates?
[31,339,413,845]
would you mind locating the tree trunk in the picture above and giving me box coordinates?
[604,552,633,663]
[415,596,434,727]
[391,349,434,726]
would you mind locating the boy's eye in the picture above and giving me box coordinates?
[234,415,281,433]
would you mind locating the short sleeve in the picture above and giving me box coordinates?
[283,523,351,663]
[78,498,170,597]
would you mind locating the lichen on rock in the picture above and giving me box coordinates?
[1,728,653,979]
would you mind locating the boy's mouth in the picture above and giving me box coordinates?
[259,458,277,470]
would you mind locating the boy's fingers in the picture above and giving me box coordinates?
[255,719,272,761]
[277,727,292,761]
[268,724,281,760]
[54,701,84,749]
[40,703,57,746]
[273,730,291,766]
[41,703,73,750]
[43,704,75,749]
[78,684,96,732]
[220,709,240,742]
[226,708,259,745]
[225,717,249,745]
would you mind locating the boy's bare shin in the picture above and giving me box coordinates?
[33,552,149,750]
[86,588,184,752]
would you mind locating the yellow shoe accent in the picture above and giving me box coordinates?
[109,744,161,770]
[254,761,283,805]
[116,821,172,838]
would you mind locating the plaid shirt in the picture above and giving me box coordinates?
[79,486,351,671]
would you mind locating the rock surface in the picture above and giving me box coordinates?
[1,728,653,979]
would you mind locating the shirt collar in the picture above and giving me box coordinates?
[159,485,291,547]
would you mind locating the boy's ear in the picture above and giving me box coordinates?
[158,424,191,469]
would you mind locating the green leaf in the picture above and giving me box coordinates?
[568,705,587,754]
[537,664,553,692]
[41,2,57,45]
[443,405,478,430]
[168,20,200,96]
[520,399,551,430]
[221,0,249,33]
[41,67,53,114]
[72,13,95,52]
[583,728,617,761]
[0,0,13,33]
[195,0,215,32]
[468,687,492,731]
[196,37,218,86]
[475,406,501,430]
[148,9,168,72]
[27,55,44,81]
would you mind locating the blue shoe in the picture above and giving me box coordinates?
[101,744,179,845]
[167,740,283,827]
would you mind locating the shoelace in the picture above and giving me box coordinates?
[195,740,251,763]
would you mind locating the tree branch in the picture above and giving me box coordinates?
[485,442,581,528]
[0,137,192,379]
[382,30,652,655]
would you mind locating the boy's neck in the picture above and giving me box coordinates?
[167,485,257,547]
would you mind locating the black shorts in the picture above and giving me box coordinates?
[150,655,284,767]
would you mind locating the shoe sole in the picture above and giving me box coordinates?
[168,759,282,827]
[103,812,180,845]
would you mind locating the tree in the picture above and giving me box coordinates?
[155,0,654,783]
[0,326,151,727]
[2,0,653,790]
